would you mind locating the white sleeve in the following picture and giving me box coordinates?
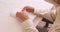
[34,7,56,22]
[34,8,53,21]
[21,19,39,32]
[34,8,51,16]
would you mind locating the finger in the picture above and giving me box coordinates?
[22,6,34,12]
[16,12,29,21]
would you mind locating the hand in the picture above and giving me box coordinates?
[22,6,34,13]
[16,11,29,21]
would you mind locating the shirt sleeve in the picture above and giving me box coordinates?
[34,7,56,22]
[21,19,39,32]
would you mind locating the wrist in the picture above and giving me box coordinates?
[21,19,34,28]
[34,8,40,15]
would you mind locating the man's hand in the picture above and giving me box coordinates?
[22,6,34,13]
[16,11,29,21]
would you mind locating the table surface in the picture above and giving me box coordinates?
[0,0,53,32]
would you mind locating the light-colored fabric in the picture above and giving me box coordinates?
[21,19,39,32]
[34,6,56,22]
[48,6,60,32]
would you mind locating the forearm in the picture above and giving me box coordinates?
[21,19,39,32]
[34,7,56,22]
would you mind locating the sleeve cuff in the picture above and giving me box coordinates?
[34,8,52,16]
[24,27,39,32]
[21,19,34,28]
[21,19,39,32]
[34,9,40,15]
